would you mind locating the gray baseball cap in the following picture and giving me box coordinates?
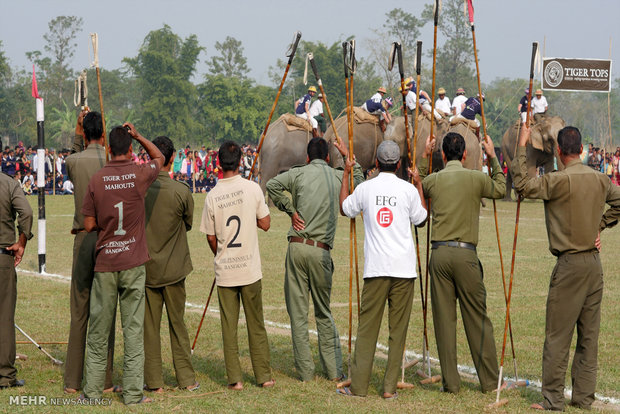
[376,140,400,164]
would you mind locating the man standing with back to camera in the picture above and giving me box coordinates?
[512,125,620,411]
[143,136,198,393]
[266,137,363,382]
[419,132,505,394]
[64,110,117,394]
[81,123,163,404]
[201,141,274,390]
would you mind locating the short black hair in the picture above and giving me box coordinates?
[557,126,582,156]
[378,161,398,172]
[153,136,175,166]
[442,132,466,161]
[218,141,242,172]
[109,126,133,156]
[83,112,103,142]
[307,137,328,161]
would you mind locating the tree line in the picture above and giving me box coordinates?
[1,0,618,150]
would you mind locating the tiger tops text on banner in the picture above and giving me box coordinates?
[542,58,612,92]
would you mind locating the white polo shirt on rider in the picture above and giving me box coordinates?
[452,94,467,116]
[435,96,452,114]
[342,172,427,279]
[532,95,548,114]
[309,99,323,118]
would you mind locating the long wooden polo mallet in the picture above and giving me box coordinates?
[420,0,441,384]
[466,0,521,386]
[191,277,216,355]
[388,42,415,389]
[308,53,342,146]
[490,41,538,409]
[90,33,108,162]
[249,31,302,180]
[347,40,361,321]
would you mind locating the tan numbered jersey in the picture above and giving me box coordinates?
[200,175,269,287]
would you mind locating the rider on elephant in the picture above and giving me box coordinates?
[362,87,393,132]
[451,87,467,118]
[435,87,452,118]
[518,88,531,124]
[456,92,484,136]
[309,93,326,138]
[295,85,319,138]
[405,78,442,121]
[532,89,549,122]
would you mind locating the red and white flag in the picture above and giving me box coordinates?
[31,65,40,99]
[466,0,474,25]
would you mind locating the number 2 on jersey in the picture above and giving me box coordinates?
[226,215,242,248]
[114,201,127,236]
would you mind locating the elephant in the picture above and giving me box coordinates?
[500,115,565,200]
[408,114,450,172]
[257,116,341,193]
[324,111,450,176]
[445,119,482,171]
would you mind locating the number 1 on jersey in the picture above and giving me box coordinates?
[114,201,127,236]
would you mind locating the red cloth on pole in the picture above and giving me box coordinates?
[467,0,474,24]
[31,65,40,99]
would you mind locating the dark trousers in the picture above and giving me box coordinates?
[144,280,196,389]
[430,246,499,393]
[64,231,115,390]
[314,115,326,133]
[217,280,272,385]
[350,277,415,396]
[542,251,603,411]
[0,255,17,386]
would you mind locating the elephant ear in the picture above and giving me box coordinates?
[530,123,545,151]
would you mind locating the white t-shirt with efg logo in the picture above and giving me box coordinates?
[342,172,427,279]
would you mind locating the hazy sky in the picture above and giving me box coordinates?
[2,0,620,87]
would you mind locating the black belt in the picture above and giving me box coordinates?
[0,248,14,256]
[431,241,476,251]
[289,236,330,251]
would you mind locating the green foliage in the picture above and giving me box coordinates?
[197,75,271,144]
[483,77,529,144]
[421,0,477,97]
[27,16,83,106]
[207,36,249,78]
[48,101,77,149]
[124,25,204,146]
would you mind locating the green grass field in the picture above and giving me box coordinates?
[2,193,619,413]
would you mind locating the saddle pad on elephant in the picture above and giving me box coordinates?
[280,113,312,132]
[353,107,379,125]
[450,116,478,132]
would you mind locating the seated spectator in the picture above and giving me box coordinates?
[62,179,74,195]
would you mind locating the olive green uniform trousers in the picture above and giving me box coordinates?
[350,277,415,396]
[0,255,17,387]
[284,242,342,381]
[64,231,115,390]
[144,279,196,389]
[541,251,603,411]
[430,246,499,393]
[217,279,271,385]
[84,265,146,404]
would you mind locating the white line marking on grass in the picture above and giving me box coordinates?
[20,270,620,406]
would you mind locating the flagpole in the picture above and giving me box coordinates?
[33,66,46,273]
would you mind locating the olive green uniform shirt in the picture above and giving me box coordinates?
[0,173,33,248]
[512,146,620,256]
[144,171,194,288]
[266,159,364,248]
[66,138,106,231]
[420,157,505,245]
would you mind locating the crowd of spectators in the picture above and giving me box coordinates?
[1,142,259,195]
[584,144,620,185]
